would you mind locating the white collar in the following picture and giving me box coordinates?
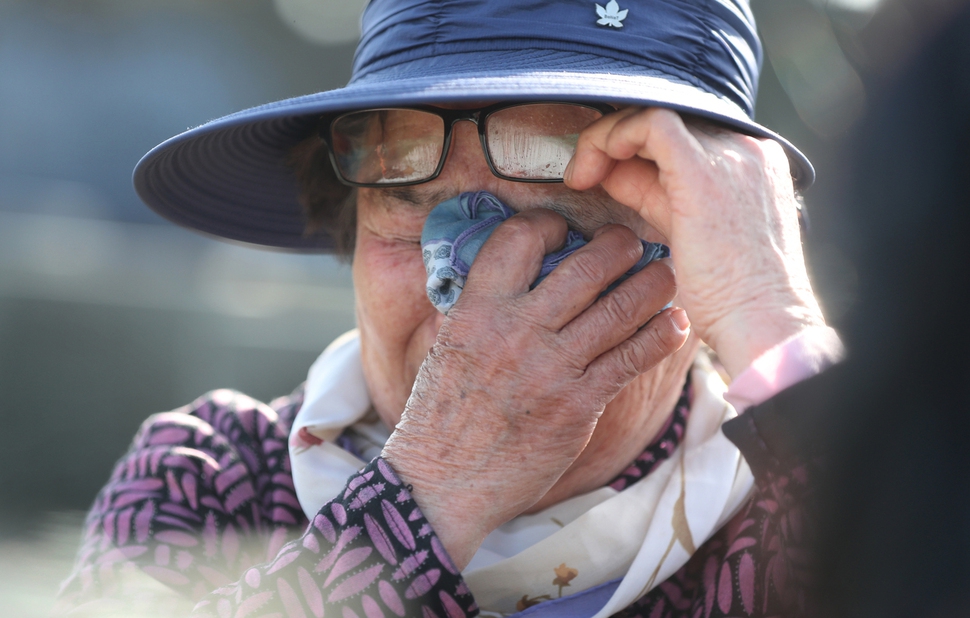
[289,331,755,617]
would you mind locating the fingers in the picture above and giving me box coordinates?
[583,307,690,393]
[559,258,677,360]
[563,107,707,238]
[528,224,648,328]
[564,106,637,191]
[465,208,568,295]
[461,209,674,366]
[565,107,703,192]
[609,108,701,166]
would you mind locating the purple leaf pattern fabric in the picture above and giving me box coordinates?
[613,410,817,618]
[54,387,474,617]
[608,382,691,492]
[56,377,812,617]
[56,387,310,612]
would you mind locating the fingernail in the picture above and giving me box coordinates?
[563,158,575,183]
[670,308,690,333]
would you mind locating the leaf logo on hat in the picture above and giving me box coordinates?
[595,0,628,28]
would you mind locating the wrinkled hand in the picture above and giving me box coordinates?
[566,108,826,377]
[382,210,689,569]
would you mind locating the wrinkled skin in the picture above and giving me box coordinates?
[354,108,825,569]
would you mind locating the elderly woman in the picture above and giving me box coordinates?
[56,1,842,616]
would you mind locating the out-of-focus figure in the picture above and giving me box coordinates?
[738,1,970,615]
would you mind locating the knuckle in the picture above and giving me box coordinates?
[575,126,596,149]
[606,116,645,151]
[740,137,785,173]
[619,320,679,374]
[651,259,677,289]
[744,146,770,172]
[503,210,567,244]
[634,329,668,370]
[565,250,607,285]
[605,223,642,252]
[643,107,669,124]
[617,337,652,376]
[758,137,786,160]
[601,286,642,326]
[637,260,677,299]
[498,215,538,240]
[589,225,643,264]
[650,108,681,134]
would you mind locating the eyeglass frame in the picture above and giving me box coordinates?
[317,101,618,188]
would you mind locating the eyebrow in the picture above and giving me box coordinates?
[381,186,453,213]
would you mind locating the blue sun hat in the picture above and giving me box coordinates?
[134,0,815,251]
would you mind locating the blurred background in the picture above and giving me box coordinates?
[0,0,933,613]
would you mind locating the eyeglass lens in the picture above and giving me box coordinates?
[484,104,603,180]
[329,104,604,185]
[330,109,446,185]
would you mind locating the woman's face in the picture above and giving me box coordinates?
[352,119,698,507]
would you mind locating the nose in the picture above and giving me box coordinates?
[432,309,446,333]
[436,119,498,191]
[429,113,573,216]
[436,120,548,210]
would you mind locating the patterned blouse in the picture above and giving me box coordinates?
[55,380,811,617]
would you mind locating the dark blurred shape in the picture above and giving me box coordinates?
[0,0,359,531]
[747,1,970,614]
[751,0,870,328]
[817,2,970,613]
[0,0,355,224]
[852,0,969,81]
[754,0,867,140]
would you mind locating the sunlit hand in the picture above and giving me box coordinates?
[382,210,689,569]
[566,107,826,377]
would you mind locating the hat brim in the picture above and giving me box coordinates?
[134,65,815,252]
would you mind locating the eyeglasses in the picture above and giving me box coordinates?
[318,102,615,188]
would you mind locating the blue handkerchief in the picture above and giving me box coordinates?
[421,191,669,314]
